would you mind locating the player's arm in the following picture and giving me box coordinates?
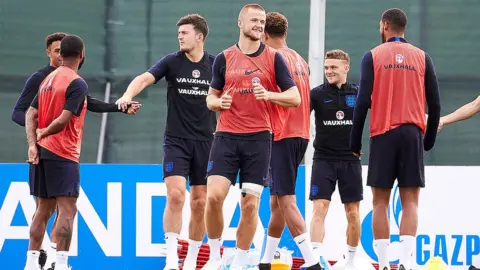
[267,53,300,107]
[116,54,172,110]
[206,53,228,111]
[350,52,374,155]
[87,94,141,114]
[37,79,88,139]
[423,53,441,151]
[12,73,43,127]
[25,100,39,164]
[25,96,39,147]
[439,95,480,128]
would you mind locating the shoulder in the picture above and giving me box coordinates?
[347,83,359,93]
[312,84,326,92]
[69,78,88,90]
[29,67,52,82]
[164,51,183,62]
[206,52,216,63]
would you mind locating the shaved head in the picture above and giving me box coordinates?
[238,3,265,20]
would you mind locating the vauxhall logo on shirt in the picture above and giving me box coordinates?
[176,69,210,96]
[323,110,353,126]
[383,53,416,71]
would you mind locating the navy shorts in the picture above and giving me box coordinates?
[29,159,80,198]
[163,135,212,186]
[269,138,308,196]
[367,124,425,189]
[207,135,271,187]
[309,159,363,204]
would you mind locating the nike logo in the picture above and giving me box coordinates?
[298,239,305,244]
[324,100,333,103]
[245,69,260,75]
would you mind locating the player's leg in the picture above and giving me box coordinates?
[337,161,363,268]
[229,139,270,269]
[25,160,57,270]
[368,130,399,270]
[267,138,319,268]
[182,140,210,270]
[309,159,337,257]
[29,166,49,269]
[162,136,192,269]
[397,125,425,270]
[259,194,284,267]
[203,136,239,269]
[45,159,81,270]
[43,207,59,269]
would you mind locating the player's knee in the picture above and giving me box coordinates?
[277,195,297,211]
[312,200,329,219]
[167,188,185,208]
[206,192,224,209]
[241,195,260,217]
[190,197,206,213]
[346,208,360,225]
[269,195,280,211]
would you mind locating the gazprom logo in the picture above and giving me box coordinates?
[360,185,480,267]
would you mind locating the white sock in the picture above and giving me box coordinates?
[312,242,323,257]
[260,236,280,264]
[399,235,415,268]
[374,239,390,269]
[231,248,249,267]
[184,239,202,265]
[346,245,357,265]
[165,232,179,266]
[294,233,319,267]
[25,250,40,270]
[55,251,69,269]
[208,238,222,261]
[45,242,56,265]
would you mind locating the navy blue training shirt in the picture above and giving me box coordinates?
[147,51,217,141]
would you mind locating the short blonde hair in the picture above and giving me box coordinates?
[325,49,350,64]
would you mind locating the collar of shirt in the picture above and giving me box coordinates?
[327,82,348,92]
[387,36,409,43]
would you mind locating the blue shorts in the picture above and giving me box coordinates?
[269,137,308,196]
[367,124,425,189]
[29,159,80,198]
[310,159,363,204]
[163,135,212,186]
[207,135,271,187]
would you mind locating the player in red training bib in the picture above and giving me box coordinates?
[350,8,440,270]
[202,4,313,270]
[24,35,140,270]
[258,12,320,270]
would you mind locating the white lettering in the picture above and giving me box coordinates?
[0,182,38,251]
[70,183,122,256]
[178,89,209,96]
[176,78,210,85]
[0,182,122,257]
[136,183,167,256]
[323,120,353,126]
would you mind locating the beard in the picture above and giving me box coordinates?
[79,57,85,70]
[243,30,261,41]
[381,30,386,43]
[180,46,193,53]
